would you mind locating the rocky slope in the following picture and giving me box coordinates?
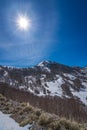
[0,61,87,106]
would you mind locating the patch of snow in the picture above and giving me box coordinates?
[46,81,62,96]
[43,67,51,73]
[38,62,44,67]
[71,86,87,106]
[40,78,45,83]
[0,67,2,70]
[28,87,34,93]
[82,82,87,87]
[4,71,8,77]
[10,82,13,86]
[0,111,31,130]
[28,80,33,84]
[25,76,36,82]
[38,91,45,96]
[37,61,49,67]
[46,75,64,96]
[63,73,76,80]
[3,65,17,70]
[19,85,26,89]
[68,80,74,85]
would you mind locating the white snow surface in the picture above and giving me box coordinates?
[46,75,64,96]
[4,71,8,77]
[43,67,51,73]
[0,111,31,130]
[68,80,74,85]
[37,61,49,67]
[71,82,87,106]
[63,73,76,80]
[38,62,45,67]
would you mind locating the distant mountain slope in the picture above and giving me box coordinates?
[0,61,87,106]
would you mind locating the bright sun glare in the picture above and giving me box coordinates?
[16,14,31,31]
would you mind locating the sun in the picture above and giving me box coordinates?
[16,14,31,31]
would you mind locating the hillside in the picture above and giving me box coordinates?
[0,61,87,122]
[0,93,87,130]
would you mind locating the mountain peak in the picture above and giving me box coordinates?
[37,61,51,67]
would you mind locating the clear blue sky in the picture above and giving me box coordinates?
[0,0,87,67]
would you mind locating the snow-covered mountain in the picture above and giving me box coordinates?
[0,61,87,106]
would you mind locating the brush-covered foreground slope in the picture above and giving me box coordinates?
[0,93,87,130]
[0,61,87,106]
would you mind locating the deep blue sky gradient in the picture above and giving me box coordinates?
[0,0,87,67]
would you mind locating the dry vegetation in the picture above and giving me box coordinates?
[0,93,87,130]
[0,83,87,123]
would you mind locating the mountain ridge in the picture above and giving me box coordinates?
[0,60,87,69]
[0,60,87,106]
